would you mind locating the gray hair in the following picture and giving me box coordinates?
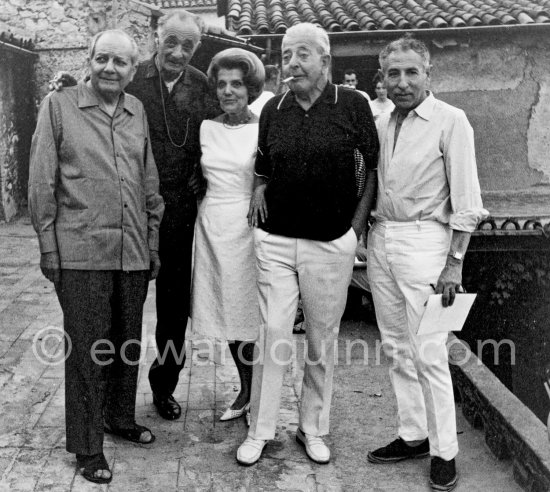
[283,23,331,56]
[158,9,205,35]
[207,48,265,104]
[88,29,139,65]
[379,35,431,72]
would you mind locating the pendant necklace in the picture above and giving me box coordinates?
[159,70,189,148]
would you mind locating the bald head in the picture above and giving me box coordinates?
[88,29,139,65]
[87,30,138,102]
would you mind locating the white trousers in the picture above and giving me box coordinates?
[367,221,458,460]
[351,267,370,292]
[248,228,357,440]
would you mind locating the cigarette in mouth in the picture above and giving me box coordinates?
[282,76,295,83]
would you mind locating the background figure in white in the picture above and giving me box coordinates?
[249,64,280,116]
[191,48,265,421]
[370,74,395,120]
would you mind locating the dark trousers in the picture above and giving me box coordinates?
[148,223,194,396]
[56,269,149,455]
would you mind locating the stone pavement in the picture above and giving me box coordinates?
[0,217,522,491]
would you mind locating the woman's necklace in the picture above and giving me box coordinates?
[158,70,189,148]
[222,111,252,129]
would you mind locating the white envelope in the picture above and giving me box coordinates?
[416,294,477,335]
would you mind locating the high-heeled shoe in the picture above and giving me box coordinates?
[220,402,250,421]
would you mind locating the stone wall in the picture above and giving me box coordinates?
[432,30,550,196]
[3,0,154,101]
[0,0,154,221]
[0,45,36,222]
[0,0,228,221]
[449,334,550,492]
[332,28,550,206]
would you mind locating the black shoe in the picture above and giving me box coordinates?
[367,437,430,464]
[430,457,458,491]
[152,393,181,420]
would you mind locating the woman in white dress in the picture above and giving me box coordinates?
[370,74,395,120]
[191,49,265,421]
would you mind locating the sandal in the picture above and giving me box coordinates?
[104,421,156,445]
[76,452,112,484]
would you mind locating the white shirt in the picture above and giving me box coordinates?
[249,90,275,116]
[164,72,182,93]
[370,98,395,119]
[373,92,488,233]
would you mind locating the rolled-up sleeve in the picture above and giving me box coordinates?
[28,96,59,254]
[143,116,164,251]
[444,112,489,232]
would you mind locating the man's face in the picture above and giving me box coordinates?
[281,33,329,96]
[344,73,358,88]
[88,32,136,101]
[157,18,201,79]
[381,49,429,113]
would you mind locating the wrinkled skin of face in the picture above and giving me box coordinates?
[380,48,430,114]
[281,33,330,98]
[156,17,201,81]
[88,32,137,102]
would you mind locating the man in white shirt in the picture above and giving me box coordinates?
[249,64,280,116]
[343,68,371,101]
[365,36,487,492]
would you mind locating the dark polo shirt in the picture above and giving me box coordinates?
[255,83,378,241]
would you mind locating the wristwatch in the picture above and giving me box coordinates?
[448,251,464,261]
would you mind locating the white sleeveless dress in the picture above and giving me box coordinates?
[190,119,259,342]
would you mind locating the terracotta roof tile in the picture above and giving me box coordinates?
[226,0,550,35]
[140,0,217,9]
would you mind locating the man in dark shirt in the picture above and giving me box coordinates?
[125,10,216,420]
[238,22,378,466]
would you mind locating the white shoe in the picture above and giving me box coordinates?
[296,428,330,464]
[236,436,267,466]
[220,402,250,422]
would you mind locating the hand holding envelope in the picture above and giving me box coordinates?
[416,293,477,335]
